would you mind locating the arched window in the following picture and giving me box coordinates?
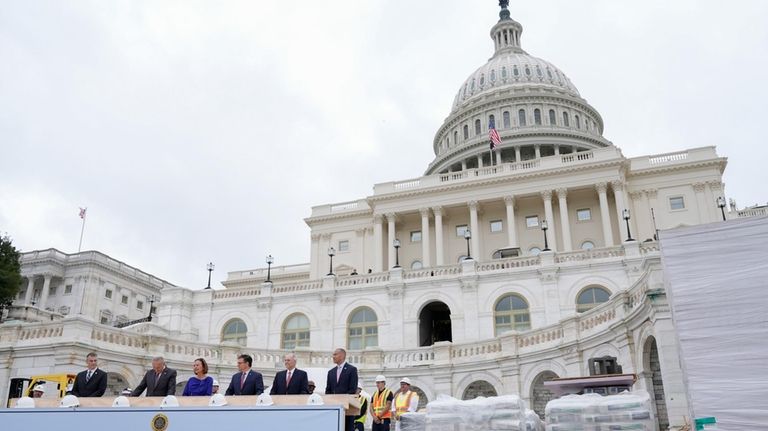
[575,115,581,129]
[282,313,310,349]
[503,111,511,128]
[549,109,556,125]
[348,307,378,350]
[453,131,458,145]
[534,109,542,125]
[576,287,611,313]
[529,247,541,256]
[581,241,595,250]
[222,318,248,346]
[488,114,495,130]
[462,381,498,400]
[411,260,423,270]
[474,119,481,135]
[463,125,469,140]
[562,112,570,127]
[494,294,531,335]
[518,109,527,126]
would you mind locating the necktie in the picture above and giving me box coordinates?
[336,366,342,383]
[86,370,93,383]
[154,372,161,390]
[240,372,247,389]
[286,370,292,386]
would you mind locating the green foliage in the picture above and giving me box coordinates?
[0,234,23,307]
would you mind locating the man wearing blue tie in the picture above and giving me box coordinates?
[270,353,309,395]
[325,348,358,431]
[225,354,264,395]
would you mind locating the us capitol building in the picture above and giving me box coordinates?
[2,3,761,430]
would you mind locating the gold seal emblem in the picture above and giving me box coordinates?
[151,413,169,431]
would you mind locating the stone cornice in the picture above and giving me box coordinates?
[626,158,727,178]
[303,209,374,226]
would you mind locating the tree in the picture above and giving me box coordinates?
[0,234,23,313]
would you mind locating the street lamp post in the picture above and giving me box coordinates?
[393,239,401,268]
[327,247,336,276]
[464,229,472,259]
[717,196,727,221]
[147,295,155,322]
[266,255,274,283]
[205,262,215,289]
[541,220,550,251]
[622,209,635,242]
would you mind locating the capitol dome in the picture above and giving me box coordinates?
[426,2,612,175]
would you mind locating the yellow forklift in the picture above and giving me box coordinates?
[6,374,76,407]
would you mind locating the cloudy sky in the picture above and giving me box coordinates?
[1,0,766,289]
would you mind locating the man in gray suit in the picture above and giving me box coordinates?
[131,357,177,397]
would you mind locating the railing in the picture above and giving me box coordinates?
[330,201,360,212]
[271,281,323,295]
[336,273,390,287]
[213,287,262,300]
[648,151,688,165]
[737,206,768,218]
[403,265,462,280]
[477,256,541,272]
[554,246,625,263]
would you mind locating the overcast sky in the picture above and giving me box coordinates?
[1,0,767,289]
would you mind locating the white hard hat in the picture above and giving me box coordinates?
[306,393,324,405]
[375,375,386,383]
[32,385,46,393]
[209,393,227,407]
[16,397,35,408]
[256,393,274,406]
[160,395,179,408]
[400,377,411,385]
[121,388,132,395]
[212,379,219,387]
[112,396,131,408]
[59,394,80,408]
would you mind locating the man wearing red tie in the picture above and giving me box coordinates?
[270,353,309,395]
[225,354,264,395]
[325,348,358,431]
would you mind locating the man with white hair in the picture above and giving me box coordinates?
[270,352,309,395]
[131,356,177,396]
[392,377,419,431]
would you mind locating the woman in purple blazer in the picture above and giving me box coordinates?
[182,358,213,396]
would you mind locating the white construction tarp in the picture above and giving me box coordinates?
[660,216,768,429]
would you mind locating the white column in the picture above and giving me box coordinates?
[708,182,724,221]
[612,181,629,241]
[630,191,649,241]
[39,274,52,310]
[541,190,557,251]
[504,196,518,247]
[554,145,560,155]
[477,154,483,168]
[310,233,321,277]
[461,160,467,171]
[495,148,501,165]
[420,208,431,268]
[693,182,708,224]
[596,182,615,246]
[386,213,396,269]
[468,201,481,259]
[514,146,521,163]
[373,215,384,272]
[556,188,573,251]
[534,145,541,159]
[646,189,661,237]
[356,228,367,273]
[433,207,445,266]
[24,276,35,305]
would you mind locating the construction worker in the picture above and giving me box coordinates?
[392,377,419,431]
[353,383,368,431]
[370,375,393,431]
[31,385,45,398]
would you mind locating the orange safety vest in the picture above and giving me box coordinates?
[394,390,415,420]
[372,388,392,419]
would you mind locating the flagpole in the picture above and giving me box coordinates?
[78,209,87,252]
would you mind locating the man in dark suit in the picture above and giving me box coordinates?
[225,353,264,395]
[131,356,177,397]
[71,352,108,397]
[325,348,358,431]
[270,352,309,395]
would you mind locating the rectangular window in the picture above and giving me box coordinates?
[64,285,73,295]
[105,289,113,299]
[136,300,144,310]
[525,215,539,228]
[100,316,109,325]
[490,220,503,233]
[669,196,685,210]
[577,208,592,221]
[338,240,350,252]
[49,286,57,296]
[410,231,422,242]
[456,224,469,237]
[121,295,129,305]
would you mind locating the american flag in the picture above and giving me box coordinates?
[79,207,87,219]
[489,118,502,149]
